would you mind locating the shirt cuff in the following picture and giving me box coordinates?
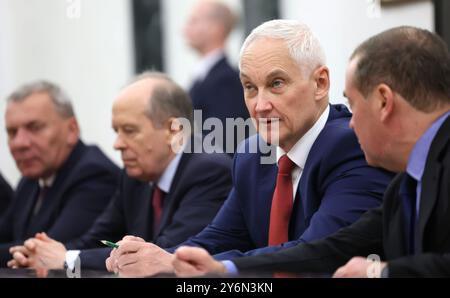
[221,260,239,276]
[65,250,81,270]
[381,265,389,278]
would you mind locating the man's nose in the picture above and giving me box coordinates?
[10,128,31,149]
[113,135,126,150]
[254,92,272,114]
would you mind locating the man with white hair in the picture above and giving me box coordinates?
[173,25,450,278]
[105,20,394,277]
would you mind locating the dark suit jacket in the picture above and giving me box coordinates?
[67,148,233,269]
[233,116,450,277]
[0,174,13,218]
[189,56,249,154]
[177,104,394,259]
[0,141,120,266]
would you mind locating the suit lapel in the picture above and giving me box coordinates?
[154,187,173,237]
[291,105,350,227]
[258,163,277,243]
[153,152,191,238]
[417,163,442,252]
[134,183,152,238]
[16,181,39,238]
[417,117,450,251]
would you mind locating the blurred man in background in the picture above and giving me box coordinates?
[0,81,120,266]
[185,0,250,155]
[0,173,13,218]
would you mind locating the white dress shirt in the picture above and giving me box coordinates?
[276,105,330,200]
[190,49,225,84]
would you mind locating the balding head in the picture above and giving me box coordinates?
[184,0,237,55]
[117,72,193,128]
[112,72,193,181]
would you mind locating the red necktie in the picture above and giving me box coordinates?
[268,154,296,246]
[152,186,165,234]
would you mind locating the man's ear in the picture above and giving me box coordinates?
[313,66,330,101]
[374,84,394,123]
[66,117,80,146]
[165,117,184,137]
[165,117,189,153]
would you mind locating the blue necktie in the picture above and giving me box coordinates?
[399,174,417,255]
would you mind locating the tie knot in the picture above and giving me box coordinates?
[400,174,417,196]
[153,186,165,201]
[278,155,296,175]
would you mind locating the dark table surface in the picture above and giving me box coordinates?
[0,268,116,278]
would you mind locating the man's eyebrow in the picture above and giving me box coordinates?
[266,69,288,80]
[240,69,289,80]
[240,73,249,80]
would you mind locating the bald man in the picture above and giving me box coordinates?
[185,0,249,155]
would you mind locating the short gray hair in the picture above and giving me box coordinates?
[239,20,326,78]
[7,80,75,118]
[132,71,194,129]
[351,26,450,112]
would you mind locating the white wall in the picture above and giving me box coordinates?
[161,0,244,89]
[280,0,434,105]
[0,0,134,186]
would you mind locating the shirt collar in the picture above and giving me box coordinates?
[154,145,185,193]
[39,175,55,188]
[191,49,225,83]
[406,111,450,181]
[276,105,330,169]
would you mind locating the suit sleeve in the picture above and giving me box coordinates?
[0,179,24,265]
[65,187,126,250]
[233,207,385,275]
[45,165,118,243]
[168,154,254,254]
[78,247,113,270]
[387,253,450,277]
[174,187,255,254]
[156,159,232,248]
[0,205,14,242]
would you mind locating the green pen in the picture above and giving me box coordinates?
[100,240,119,249]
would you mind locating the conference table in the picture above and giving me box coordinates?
[0,268,116,278]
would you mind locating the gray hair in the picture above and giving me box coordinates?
[239,19,326,78]
[132,71,194,129]
[7,80,75,118]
